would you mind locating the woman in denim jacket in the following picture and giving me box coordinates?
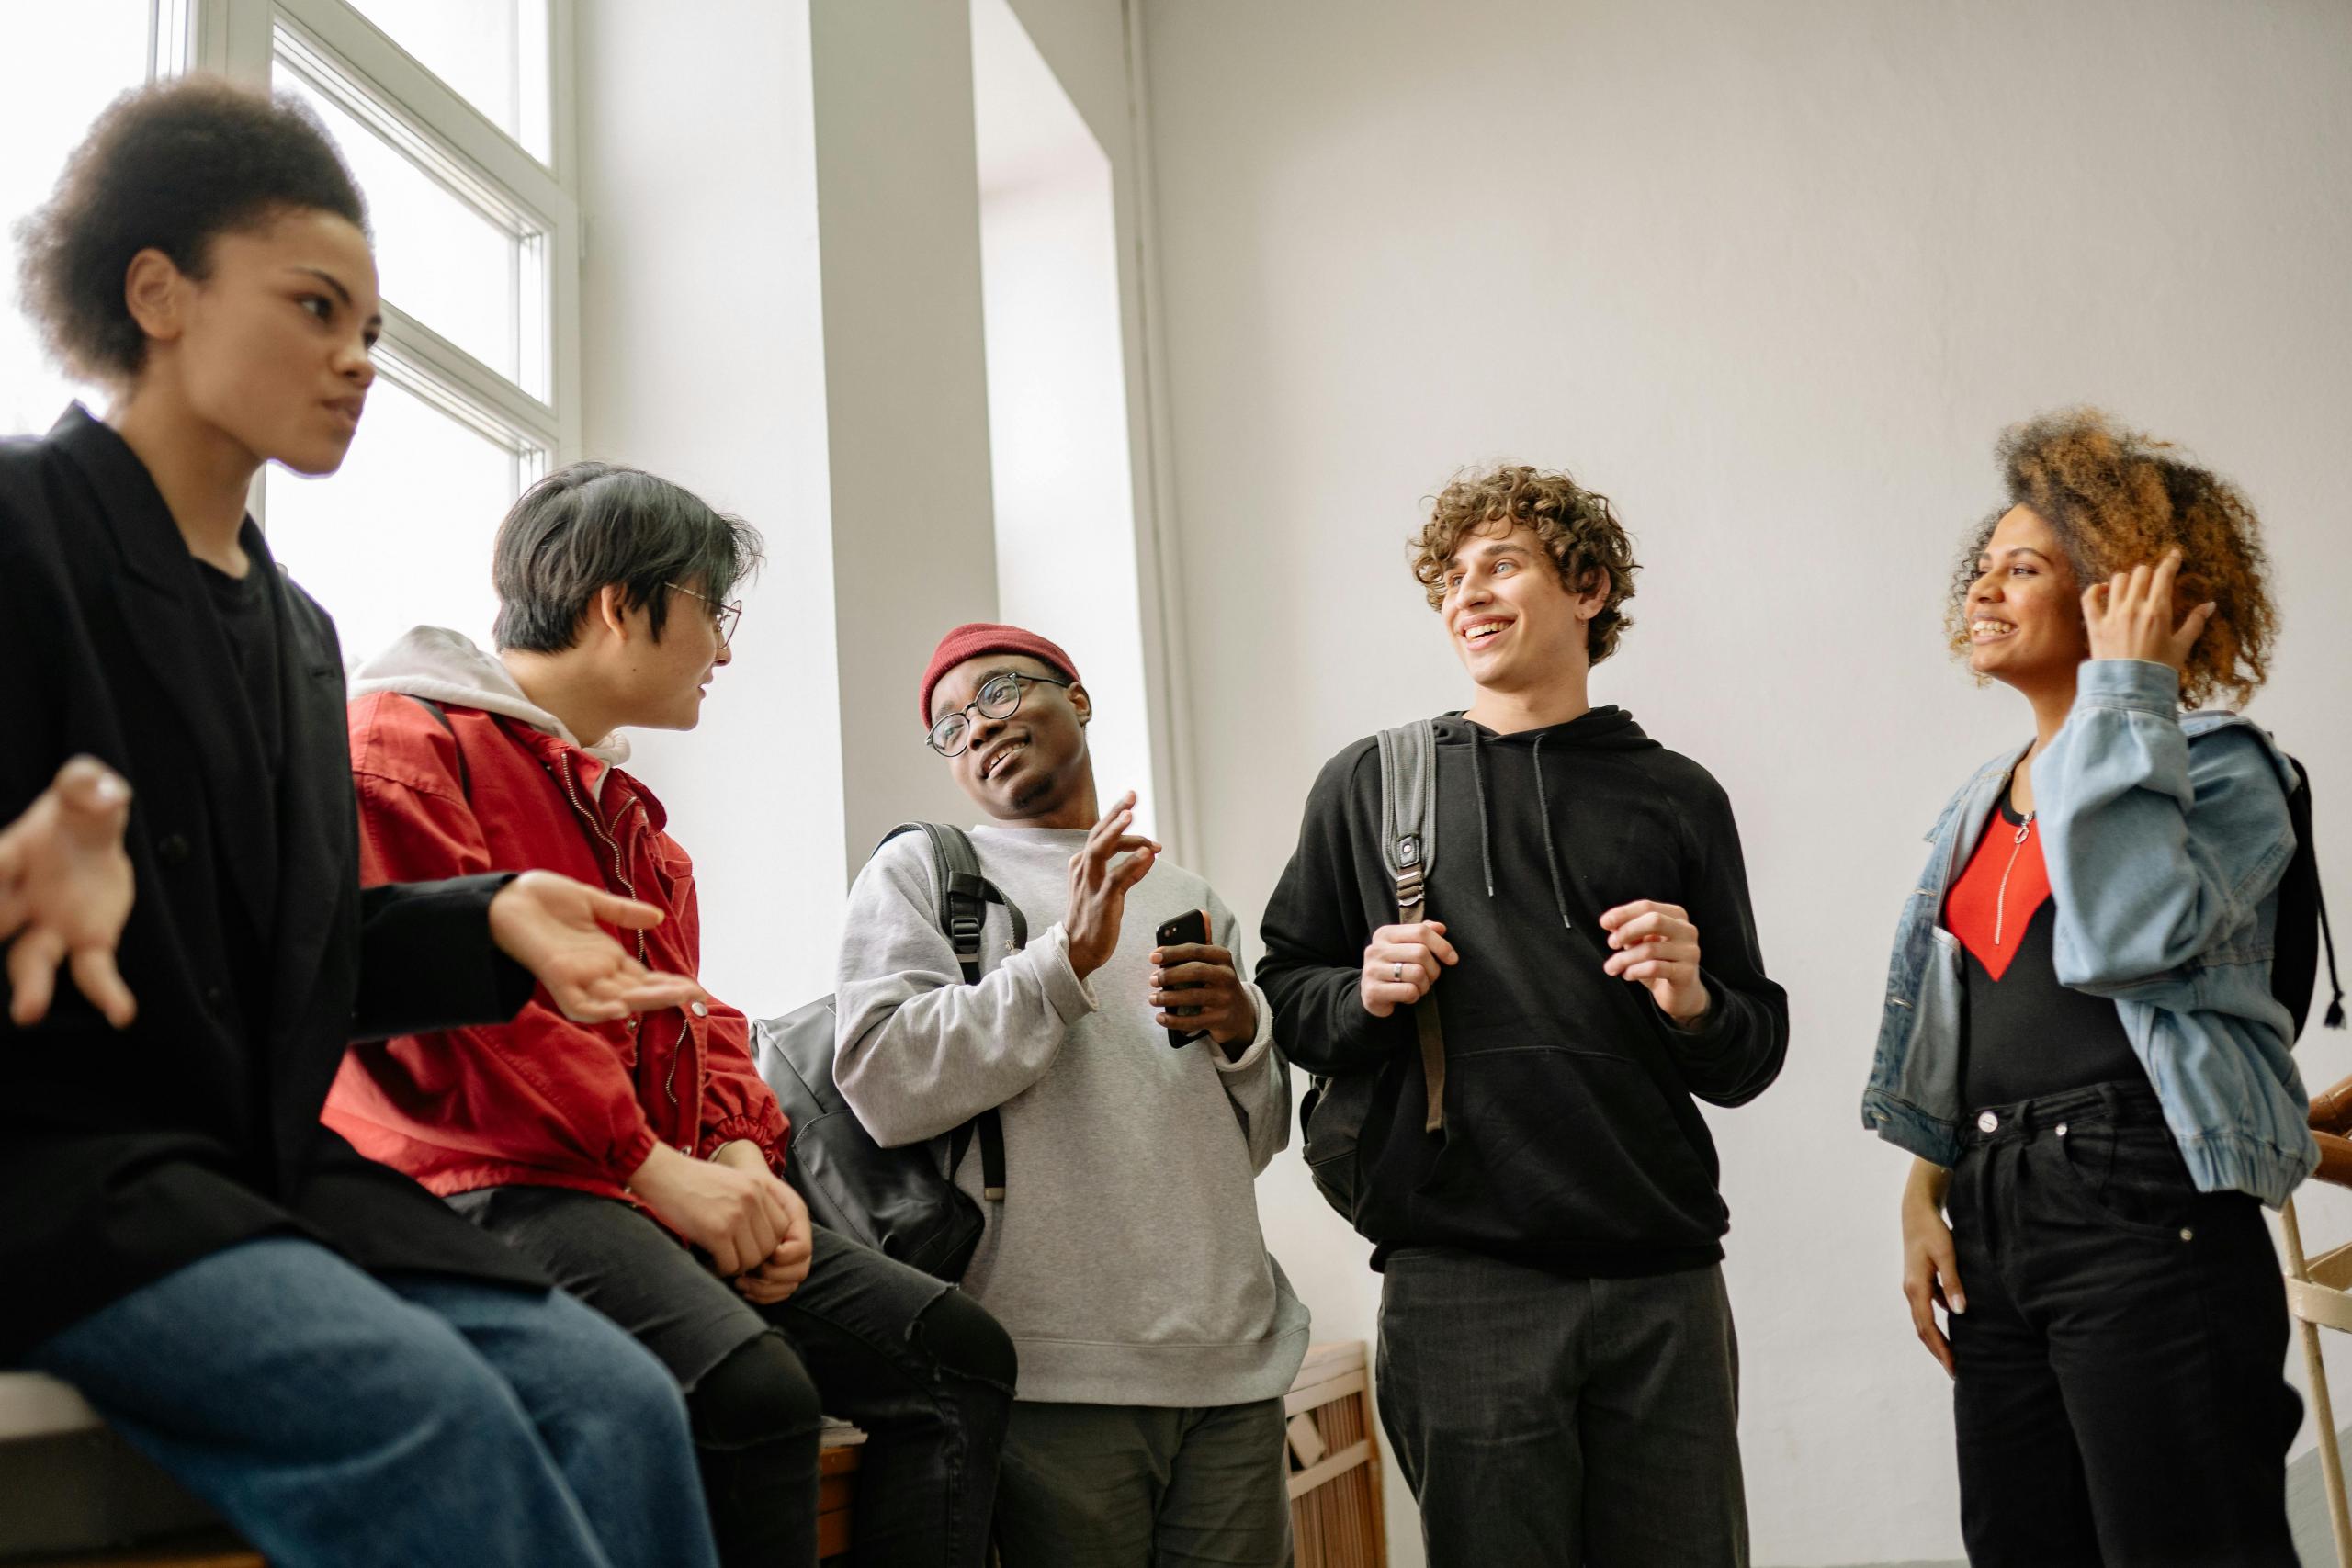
[1860,410,2310,1565]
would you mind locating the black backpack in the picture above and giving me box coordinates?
[753,824,1023,1281]
[2273,756,2344,1037]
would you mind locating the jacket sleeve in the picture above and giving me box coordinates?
[669,857,789,1168]
[1256,747,1414,1077]
[1652,770,1789,1107]
[696,993,786,1168]
[1208,890,1290,1172]
[346,706,659,1182]
[351,873,534,1041]
[2038,659,2293,998]
[833,837,1096,1147]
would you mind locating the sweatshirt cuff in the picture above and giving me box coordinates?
[1037,923,1100,1022]
[1657,972,1735,1045]
[2075,659,2183,716]
[1214,984,1278,1073]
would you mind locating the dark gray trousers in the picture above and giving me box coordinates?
[993,1398,1292,1568]
[1377,1247,1747,1568]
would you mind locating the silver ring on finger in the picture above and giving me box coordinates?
[1392,962,1404,982]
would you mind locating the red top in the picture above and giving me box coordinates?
[323,693,786,1213]
[1942,801,2050,982]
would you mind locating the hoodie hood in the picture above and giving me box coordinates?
[349,626,631,768]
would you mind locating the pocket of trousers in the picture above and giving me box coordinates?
[2045,1121,2199,1240]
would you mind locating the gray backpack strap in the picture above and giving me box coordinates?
[1376,722,1448,1134]
[875,823,1021,1201]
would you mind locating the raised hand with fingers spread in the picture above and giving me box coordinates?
[486,869,708,1022]
[1064,791,1159,978]
[1,756,138,1028]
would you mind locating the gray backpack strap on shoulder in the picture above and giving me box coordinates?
[876,823,1021,1201]
[1376,721,1448,1134]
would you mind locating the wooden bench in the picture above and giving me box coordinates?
[816,1421,863,1562]
[1284,1341,1386,1568]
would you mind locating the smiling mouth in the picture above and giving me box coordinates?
[1462,620,1511,646]
[979,739,1029,781]
[1969,618,2018,644]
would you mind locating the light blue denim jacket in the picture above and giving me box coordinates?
[1861,658,2316,1207]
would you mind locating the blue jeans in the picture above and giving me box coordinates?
[25,1236,718,1568]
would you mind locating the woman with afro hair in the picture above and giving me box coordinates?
[0,75,721,1568]
[1861,409,2312,1563]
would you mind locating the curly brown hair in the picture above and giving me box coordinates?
[1409,464,1640,665]
[16,75,366,385]
[1947,410,2277,709]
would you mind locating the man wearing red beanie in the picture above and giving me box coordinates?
[835,623,1308,1568]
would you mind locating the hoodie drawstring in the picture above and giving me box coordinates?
[1531,733,1575,931]
[1469,726,1496,897]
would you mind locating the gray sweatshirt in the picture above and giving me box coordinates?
[834,826,1309,1408]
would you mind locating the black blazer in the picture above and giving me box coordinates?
[0,407,546,1359]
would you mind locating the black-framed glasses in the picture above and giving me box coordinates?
[926,671,1073,756]
[664,581,742,648]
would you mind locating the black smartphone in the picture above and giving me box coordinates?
[1155,908,1211,1047]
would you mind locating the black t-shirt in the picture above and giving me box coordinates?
[194,554,284,1036]
[197,556,284,779]
[1946,792,2145,1109]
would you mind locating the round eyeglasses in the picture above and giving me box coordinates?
[927,671,1073,756]
[663,581,743,648]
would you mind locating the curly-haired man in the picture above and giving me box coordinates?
[1259,464,1789,1567]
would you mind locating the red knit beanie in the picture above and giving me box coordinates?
[919,623,1081,724]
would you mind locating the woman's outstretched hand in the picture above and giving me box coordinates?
[1,757,138,1028]
[2083,548,2213,676]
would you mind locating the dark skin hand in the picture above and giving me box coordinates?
[1148,942,1258,1050]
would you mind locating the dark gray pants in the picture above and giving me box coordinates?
[450,1186,1014,1568]
[993,1398,1292,1568]
[1377,1247,1747,1568]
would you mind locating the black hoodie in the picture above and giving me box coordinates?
[1259,707,1788,1277]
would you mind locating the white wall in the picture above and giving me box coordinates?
[1138,1,2352,1562]
[972,0,1159,837]
[573,0,846,1009]
[809,0,1006,859]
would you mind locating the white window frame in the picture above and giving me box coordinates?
[160,0,582,474]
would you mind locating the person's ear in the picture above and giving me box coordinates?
[594,584,631,643]
[1573,571,1608,622]
[121,248,188,351]
[1068,681,1092,728]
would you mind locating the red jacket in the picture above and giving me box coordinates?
[324,691,787,1208]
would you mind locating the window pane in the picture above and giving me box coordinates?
[277,64,540,392]
[265,378,527,671]
[344,0,551,162]
[0,1,152,435]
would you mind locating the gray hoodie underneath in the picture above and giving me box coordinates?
[834,827,1309,1408]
